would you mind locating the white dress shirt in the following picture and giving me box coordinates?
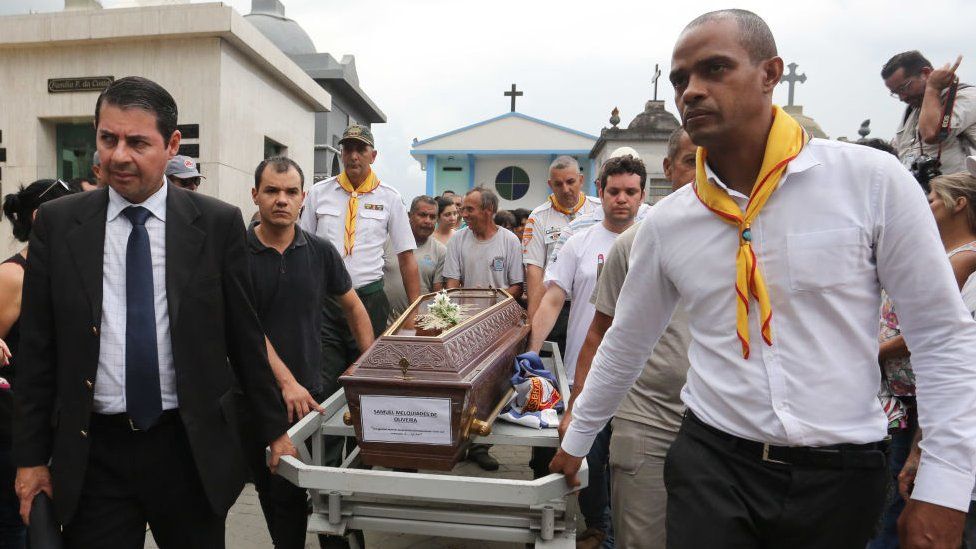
[94,182,178,414]
[298,175,416,289]
[563,139,976,511]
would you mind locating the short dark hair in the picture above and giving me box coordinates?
[494,210,516,229]
[95,76,178,141]
[667,127,691,162]
[881,50,933,79]
[685,9,777,63]
[466,186,499,213]
[855,138,899,159]
[2,179,77,242]
[409,195,437,214]
[599,155,647,192]
[512,208,531,225]
[254,156,305,189]
[441,190,456,197]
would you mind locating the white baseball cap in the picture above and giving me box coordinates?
[609,146,640,159]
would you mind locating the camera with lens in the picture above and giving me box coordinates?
[910,154,941,192]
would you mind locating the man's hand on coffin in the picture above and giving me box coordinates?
[549,448,583,489]
[280,378,325,423]
[15,465,52,524]
[269,434,300,474]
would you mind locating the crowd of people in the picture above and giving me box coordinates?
[0,7,975,549]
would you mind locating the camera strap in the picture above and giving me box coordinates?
[915,78,963,163]
[934,77,962,162]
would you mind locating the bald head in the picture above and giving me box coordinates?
[684,9,776,64]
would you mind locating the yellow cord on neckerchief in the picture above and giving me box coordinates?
[549,193,585,216]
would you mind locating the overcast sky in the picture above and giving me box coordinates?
[5,0,975,199]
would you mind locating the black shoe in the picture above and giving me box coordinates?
[468,447,499,471]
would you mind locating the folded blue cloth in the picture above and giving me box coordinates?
[498,352,564,429]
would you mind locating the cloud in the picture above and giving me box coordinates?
[5,0,974,200]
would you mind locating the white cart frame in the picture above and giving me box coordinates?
[272,342,587,548]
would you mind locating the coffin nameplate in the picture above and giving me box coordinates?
[360,395,452,445]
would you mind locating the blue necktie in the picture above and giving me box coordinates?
[123,206,162,430]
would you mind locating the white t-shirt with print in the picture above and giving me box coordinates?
[543,222,620,379]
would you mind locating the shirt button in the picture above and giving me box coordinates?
[84,380,93,390]
[80,430,88,438]
[91,326,99,337]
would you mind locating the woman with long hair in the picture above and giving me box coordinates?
[0,178,76,545]
[433,195,459,246]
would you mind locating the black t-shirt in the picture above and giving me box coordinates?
[246,226,352,394]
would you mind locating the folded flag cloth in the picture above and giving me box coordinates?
[498,352,563,429]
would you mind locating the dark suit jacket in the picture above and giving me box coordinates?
[12,184,289,524]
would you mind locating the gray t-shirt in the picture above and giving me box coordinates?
[443,227,524,290]
[592,222,691,455]
[383,236,446,323]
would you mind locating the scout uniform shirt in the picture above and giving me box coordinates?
[299,174,416,289]
[522,194,601,271]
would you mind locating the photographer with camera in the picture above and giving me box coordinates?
[883,51,976,190]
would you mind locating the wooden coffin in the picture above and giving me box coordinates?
[339,288,529,470]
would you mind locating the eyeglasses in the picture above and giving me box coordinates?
[37,179,71,199]
[889,77,918,98]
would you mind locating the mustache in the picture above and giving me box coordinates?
[682,107,716,121]
[105,162,138,176]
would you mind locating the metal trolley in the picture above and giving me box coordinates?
[272,342,587,548]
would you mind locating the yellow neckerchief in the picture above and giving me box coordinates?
[692,105,809,359]
[337,170,381,256]
[549,193,585,216]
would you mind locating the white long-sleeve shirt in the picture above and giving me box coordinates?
[562,138,976,512]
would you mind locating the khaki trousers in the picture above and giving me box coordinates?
[610,417,673,549]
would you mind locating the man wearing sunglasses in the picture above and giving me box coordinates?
[165,155,204,191]
[883,51,976,175]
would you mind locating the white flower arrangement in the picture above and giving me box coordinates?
[415,291,471,332]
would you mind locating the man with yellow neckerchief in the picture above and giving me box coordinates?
[299,124,419,408]
[523,156,600,325]
[551,10,976,549]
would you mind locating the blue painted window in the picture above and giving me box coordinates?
[494,166,530,200]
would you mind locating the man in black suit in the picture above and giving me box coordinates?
[12,76,297,548]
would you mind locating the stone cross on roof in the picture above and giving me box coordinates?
[780,62,807,107]
[652,63,662,101]
[504,83,523,112]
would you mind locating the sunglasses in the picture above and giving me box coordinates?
[37,179,71,199]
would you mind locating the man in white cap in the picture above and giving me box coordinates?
[557,127,697,549]
[165,155,204,191]
[529,154,647,547]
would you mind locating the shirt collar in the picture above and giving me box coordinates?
[703,142,822,200]
[106,178,168,223]
[246,223,307,253]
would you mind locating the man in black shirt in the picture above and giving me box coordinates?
[242,156,374,548]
